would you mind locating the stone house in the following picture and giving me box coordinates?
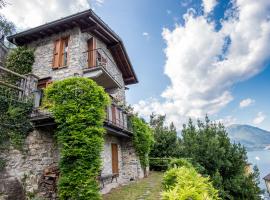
[2,9,143,199]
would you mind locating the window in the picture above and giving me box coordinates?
[35,77,52,107]
[52,36,69,68]
[87,37,96,67]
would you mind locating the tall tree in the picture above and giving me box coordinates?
[181,116,262,199]
[149,114,181,158]
[0,0,15,37]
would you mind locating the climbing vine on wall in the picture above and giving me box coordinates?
[131,116,154,171]
[44,77,110,200]
[0,47,34,170]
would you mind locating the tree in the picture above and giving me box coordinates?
[150,114,181,158]
[180,116,262,199]
[0,0,15,37]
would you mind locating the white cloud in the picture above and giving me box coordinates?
[255,156,260,161]
[253,112,266,125]
[181,0,192,8]
[202,0,218,14]
[166,9,172,15]
[239,98,255,108]
[135,0,270,129]
[215,116,237,127]
[0,0,93,29]
[142,32,149,36]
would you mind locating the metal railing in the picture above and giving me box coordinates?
[82,48,122,87]
[105,104,132,132]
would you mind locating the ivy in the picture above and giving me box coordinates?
[0,47,34,170]
[44,77,110,200]
[131,116,154,170]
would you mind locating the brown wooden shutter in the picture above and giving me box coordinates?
[52,39,61,68]
[111,144,119,174]
[87,37,96,68]
[60,36,69,66]
[111,105,116,124]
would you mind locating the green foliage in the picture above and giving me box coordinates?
[131,116,154,169]
[0,14,15,36]
[149,158,171,171]
[180,116,262,199]
[149,114,181,158]
[162,166,220,200]
[168,158,193,169]
[44,77,110,200]
[6,47,34,75]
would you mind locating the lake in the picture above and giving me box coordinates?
[247,150,270,198]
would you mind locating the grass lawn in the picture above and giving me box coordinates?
[103,171,164,200]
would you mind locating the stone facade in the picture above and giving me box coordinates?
[27,27,125,103]
[100,134,144,194]
[0,128,59,199]
[0,40,8,66]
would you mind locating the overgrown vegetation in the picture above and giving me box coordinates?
[162,166,220,200]
[150,114,262,199]
[149,114,181,158]
[0,47,34,170]
[131,116,154,172]
[181,117,262,199]
[44,77,110,200]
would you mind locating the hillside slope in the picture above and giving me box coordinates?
[226,124,270,151]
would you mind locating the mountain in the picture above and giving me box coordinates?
[226,124,270,151]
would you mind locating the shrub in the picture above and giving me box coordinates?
[149,157,171,171]
[162,166,220,200]
[44,77,110,200]
[5,47,34,75]
[168,158,193,169]
[131,116,154,171]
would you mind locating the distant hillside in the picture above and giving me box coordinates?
[226,124,270,151]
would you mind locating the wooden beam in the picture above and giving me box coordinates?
[81,24,98,33]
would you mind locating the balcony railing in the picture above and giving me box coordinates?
[32,90,133,133]
[82,48,122,89]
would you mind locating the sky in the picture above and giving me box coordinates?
[1,0,270,131]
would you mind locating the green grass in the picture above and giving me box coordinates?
[103,172,164,200]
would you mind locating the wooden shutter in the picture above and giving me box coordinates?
[111,105,116,124]
[52,39,61,68]
[111,144,119,174]
[87,37,96,67]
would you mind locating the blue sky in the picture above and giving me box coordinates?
[1,0,270,130]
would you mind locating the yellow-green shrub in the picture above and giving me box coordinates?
[162,167,220,200]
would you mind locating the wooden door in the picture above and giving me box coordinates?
[111,144,119,174]
[87,37,96,67]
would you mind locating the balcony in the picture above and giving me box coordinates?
[31,90,133,136]
[82,48,122,90]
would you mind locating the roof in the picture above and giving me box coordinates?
[7,9,138,85]
[263,173,270,181]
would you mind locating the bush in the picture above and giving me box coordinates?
[162,167,220,200]
[149,158,171,171]
[168,158,193,169]
[44,77,110,200]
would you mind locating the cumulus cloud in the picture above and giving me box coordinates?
[239,98,255,108]
[135,0,270,129]
[202,0,218,14]
[0,0,94,29]
[253,112,266,125]
[215,116,237,127]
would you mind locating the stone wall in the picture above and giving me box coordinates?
[0,41,8,66]
[27,27,126,103]
[100,133,144,194]
[0,128,59,200]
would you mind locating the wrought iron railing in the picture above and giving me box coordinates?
[82,48,122,87]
